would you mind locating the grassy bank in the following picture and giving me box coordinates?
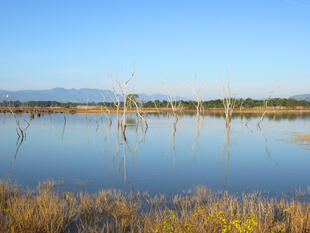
[1,98,310,115]
[0,180,310,233]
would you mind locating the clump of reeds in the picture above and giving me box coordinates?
[0,180,310,233]
[291,133,310,150]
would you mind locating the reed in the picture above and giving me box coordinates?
[0,180,310,233]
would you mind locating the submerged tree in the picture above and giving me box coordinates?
[110,63,136,141]
[192,77,205,121]
[222,72,235,127]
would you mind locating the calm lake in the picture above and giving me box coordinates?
[0,112,309,195]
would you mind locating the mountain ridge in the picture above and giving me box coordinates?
[0,88,187,103]
[290,94,310,101]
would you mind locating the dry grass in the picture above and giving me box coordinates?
[0,181,310,233]
[291,133,310,150]
[297,134,310,141]
[1,107,310,115]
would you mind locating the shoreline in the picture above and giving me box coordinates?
[0,107,310,114]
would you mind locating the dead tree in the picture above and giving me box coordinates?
[257,99,268,129]
[110,84,121,129]
[5,95,30,164]
[192,79,205,121]
[102,95,113,126]
[223,120,232,189]
[61,114,67,141]
[167,94,179,135]
[129,96,148,129]
[166,91,184,161]
[115,64,136,140]
[239,99,245,113]
[257,91,275,129]
[152,98,161,115]
[5,95,27,139]
[222,73,235,127]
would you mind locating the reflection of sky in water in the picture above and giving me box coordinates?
[0,113,309,195]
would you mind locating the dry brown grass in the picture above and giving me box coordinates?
[291,133,310,150]
[297,134,310,141]
[0,181,310,233]
[1,107,310,115]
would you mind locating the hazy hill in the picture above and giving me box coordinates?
[290,94,310,101]
[0,88,186,103]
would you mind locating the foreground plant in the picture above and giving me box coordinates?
[0,181,310,233]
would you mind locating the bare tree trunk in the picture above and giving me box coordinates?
[118,64,136,140]
[192,78,205,121]
[257,91,275,128]
[222,72,235,127]
[101,95,112,126]
[110,86,121,129]
[129,96,148,129]
[5,96,28,139]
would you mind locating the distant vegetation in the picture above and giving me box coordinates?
[1,98,310,109]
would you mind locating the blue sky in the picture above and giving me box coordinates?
[0,0,309,99]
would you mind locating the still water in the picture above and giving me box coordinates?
[0,113,309,195]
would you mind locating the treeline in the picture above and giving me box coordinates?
[1,98,310,109]
[0,101,79,108]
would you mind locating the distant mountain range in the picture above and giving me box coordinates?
[1,88,308,102]
[290,94,310,101]
[0,88,187,103]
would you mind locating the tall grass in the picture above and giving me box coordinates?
[0,180,310,233]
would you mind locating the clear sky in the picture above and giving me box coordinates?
[0,0,309,99]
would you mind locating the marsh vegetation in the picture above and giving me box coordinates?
[1,180,310,233]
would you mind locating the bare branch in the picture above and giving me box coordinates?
[128,96,148,129]
[222,71,235,127]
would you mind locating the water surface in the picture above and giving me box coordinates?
[0,112,309,195]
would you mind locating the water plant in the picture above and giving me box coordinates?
[0,181,310,233]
